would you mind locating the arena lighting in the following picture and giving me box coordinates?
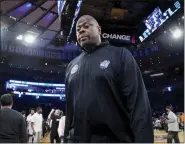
[12,91,65,98]
[168,87,172,91]
[18,93,21,98]
[10,83,28,87]
[150,73,164,77]
[28,89,33,92]
[172,28,182,38]
[16,35,23,40]
[9,80,65,87]
[24,34,36,43]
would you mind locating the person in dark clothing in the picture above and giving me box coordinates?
[63,15,154,143]
[0,94,27,143]
[21,110,27,127]
[48,109,61,143]
[64,15,154,143]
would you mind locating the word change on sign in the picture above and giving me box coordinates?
[102,33,135,44]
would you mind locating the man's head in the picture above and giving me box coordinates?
[36,107,42,114]
[76,15,101,48]
[54,109,61,116]
[21,111,26,117]
[166,106,172,113]
[30,108,35,115]
[60,111,64,117]
[0,94,13,108]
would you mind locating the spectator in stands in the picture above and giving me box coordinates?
[180,112,184,131]
[154,118,161,131]
[0,94,27,143]
[27,108,35,143]
[166,106,180,143]
[31,107,43,143]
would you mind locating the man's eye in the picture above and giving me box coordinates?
[84,25,89,28]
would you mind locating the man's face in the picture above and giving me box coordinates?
[38,108,42,114]
[31,110,35,115]
[166,108,170,113]
[54,109,60,116]
[76,16,101,47]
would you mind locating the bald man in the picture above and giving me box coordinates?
[64,15,154,143]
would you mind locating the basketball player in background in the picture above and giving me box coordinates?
[31,107,43,143]
[27,108,35,143]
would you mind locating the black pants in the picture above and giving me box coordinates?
[50,133,60,143]
[167,131,180,143]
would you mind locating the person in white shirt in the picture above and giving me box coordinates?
[58,115,66,142]
[31,107,43,143]
[166,106,180,143]
[27,108,35,143]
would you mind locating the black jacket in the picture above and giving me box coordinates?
[50,114,61,137]
[64,42,154,143]
[0,108,27,143]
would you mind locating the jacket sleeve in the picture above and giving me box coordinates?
[119,48,154,142]
[20,116,28,143]
[64,66,74,143]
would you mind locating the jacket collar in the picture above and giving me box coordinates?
[82,41,109,54]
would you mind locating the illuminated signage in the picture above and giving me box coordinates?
[102,33,131,41]
[139,1,181,42]
[8,80,65,87]
[102,33,135,44]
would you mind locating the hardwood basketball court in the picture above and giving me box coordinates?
[40,131,184,143]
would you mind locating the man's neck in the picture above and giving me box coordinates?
[1,106,12,109]
[82,40,104,53]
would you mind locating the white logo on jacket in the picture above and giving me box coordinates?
[71,65,78,74]
[100,60,110,69]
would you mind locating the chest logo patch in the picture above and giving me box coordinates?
[100,60,110,69]
[71,65,79,74]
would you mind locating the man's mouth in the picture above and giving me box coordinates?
[80,36,89,42]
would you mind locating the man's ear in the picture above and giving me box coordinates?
[98,25,101,35]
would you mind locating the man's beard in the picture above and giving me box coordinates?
[80,40,100,53]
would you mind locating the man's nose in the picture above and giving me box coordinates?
[79,28,85,34]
